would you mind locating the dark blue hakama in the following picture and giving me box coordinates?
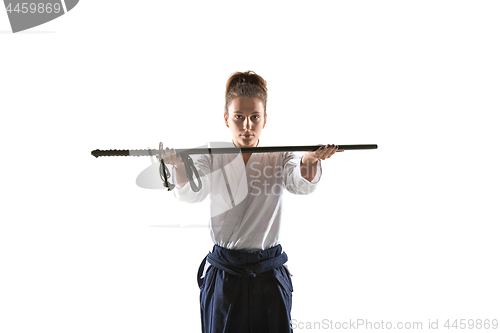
[197,244,294,333]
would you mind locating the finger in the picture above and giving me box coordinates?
[321,144,339,159]
[316,145,329,159]
[169,148,181,165]
[166,147,176,165]
[325,144,337,158]
[163,148,170,162]
[161,147,169,164]
[313,145,324,158]
[326,144,337,158]
[330,144,345,155]
[172,148,183,165]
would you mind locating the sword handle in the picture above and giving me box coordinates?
[91,149,130,158]
[91,149,160,158]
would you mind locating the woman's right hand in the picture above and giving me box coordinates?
[157,147,185,168]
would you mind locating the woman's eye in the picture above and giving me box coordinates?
[234,115,259,120]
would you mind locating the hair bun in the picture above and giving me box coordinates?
[225,70,268,114]
[229,71,264,87]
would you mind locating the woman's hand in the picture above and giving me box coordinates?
[156,147,185,168]
[302,144,344,164]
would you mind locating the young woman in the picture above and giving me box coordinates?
[160,71,342,333]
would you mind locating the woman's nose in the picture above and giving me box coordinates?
[243,117,252,129]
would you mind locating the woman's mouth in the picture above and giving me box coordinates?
[242,134,253,138]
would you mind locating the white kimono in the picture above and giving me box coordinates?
[172,140,322,251]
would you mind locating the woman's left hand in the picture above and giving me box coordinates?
[302,144,344,164]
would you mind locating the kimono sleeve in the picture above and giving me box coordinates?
[283,152,322,195]
[172,154,211,203]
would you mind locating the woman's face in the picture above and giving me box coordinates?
[224,97,267,147]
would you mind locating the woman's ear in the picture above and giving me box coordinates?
[262,113,267,129]
[224,112,229,128]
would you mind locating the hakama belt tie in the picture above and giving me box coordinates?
[198,245,288,285]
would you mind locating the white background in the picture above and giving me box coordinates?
[1,1,499,332]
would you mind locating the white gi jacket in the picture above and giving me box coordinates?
[172,140,322,251]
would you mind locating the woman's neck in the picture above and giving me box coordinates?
[232,139,260,148]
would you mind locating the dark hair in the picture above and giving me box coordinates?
[225,70,268,115]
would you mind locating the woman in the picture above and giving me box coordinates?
[160,71,342,333]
